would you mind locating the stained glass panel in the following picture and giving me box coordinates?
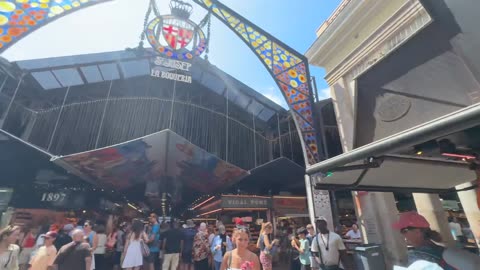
[193,0,323,164]
[0,0,109,52]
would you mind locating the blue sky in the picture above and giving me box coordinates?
[1,0,341,108]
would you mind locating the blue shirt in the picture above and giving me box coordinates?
[149,224,160,252]
[211,235,232,262]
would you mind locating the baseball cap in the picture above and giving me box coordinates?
[316,216,328,222]
[43,231,58,239]
[392,211,430,230]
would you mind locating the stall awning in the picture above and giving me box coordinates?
[306,103,480,192]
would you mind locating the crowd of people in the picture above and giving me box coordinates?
[2,212,480,270]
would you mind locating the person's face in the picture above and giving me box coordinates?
[73,231,85,243]
[298,233,306,239]
[307,226,315,235]
[7,229,20,244]
[234,232,249,249]
[265,226,272,234]
[400,227,423,247]
[149,215,157,224]
[352,224,358,231]
[317,221,328,233]
[84,223,92,231]
[44,237,55,245]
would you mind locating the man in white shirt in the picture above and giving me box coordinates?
[448,217,464,243]
[345,224,362,242]
[311,218,351,270]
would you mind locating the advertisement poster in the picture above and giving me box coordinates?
[54,130,248,196]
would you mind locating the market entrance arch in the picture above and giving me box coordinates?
[0,0,325,165]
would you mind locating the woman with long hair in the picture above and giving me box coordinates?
[220,228,259,270]
[256,223,277,270]
[122,219,148,270]
[83,220,98,270]
[93,224,107,270]
[18,225,38,270]
[0,225,21,270]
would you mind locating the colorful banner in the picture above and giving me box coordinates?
[53,130,249,195]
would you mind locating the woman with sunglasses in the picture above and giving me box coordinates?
[0,225,21,270]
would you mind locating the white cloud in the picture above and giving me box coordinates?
[318,87,331,100]
[261,86,288,108]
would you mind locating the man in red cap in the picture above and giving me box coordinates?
[30,231,58,270]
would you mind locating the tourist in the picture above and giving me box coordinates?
[193,223,210,270]
[207,225,215,246]
[311,217,351,270]
[83,221,97,270]
[147,213,161,270]
[29,231,57,270]
[122,219,148,270]
[113,222,127,270]
[220,228,259,270]
[292,228,311,270]
[393,211,480,270]
[447,217,464,245]
[257,222,277,270]
[0,225,21,270]
[289,230,301,270]
[54,224,73,251]
[18,225,38,270]
[211,224,232,270]
[306,224,318,270]
[93,224,107,270]
[54,229,92,270]
[162,221,184,270]
[181,219,196,270]
[344,224,361,241]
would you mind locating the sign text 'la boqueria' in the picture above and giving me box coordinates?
[151,56,193,84]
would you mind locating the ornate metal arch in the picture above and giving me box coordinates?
[192,0,324,165]
[0,0,324,165]
[0,0,111,52]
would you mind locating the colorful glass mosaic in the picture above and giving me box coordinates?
[0,0,109,51]
[194,0,323,165]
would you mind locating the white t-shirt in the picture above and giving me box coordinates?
[345,229,361,239]
[448,222,463,237]
[311,232,346,266]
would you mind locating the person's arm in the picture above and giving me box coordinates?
[220,251,229,270]
[211,237,219,253]
[91,233,98,252]
[256,233,262,248]
[295,240,306,254]
[85,256,92,270]
[337,237,351,270]
[252,253,261,270]
[310,236,319,258]
[162,236,166,251]
[263,233,273,249]
[227,236,233,251]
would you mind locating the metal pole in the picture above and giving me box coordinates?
[169,71,178,129]
[252,112,257,167]
[306,103,480,175]
[95,79,114,149]
[225,87,229,162]
[0,76,8,95]
[277,113,283,157]
[311,76,320,102]
[288,118,294,160]
[305,174,317,228]
[1,76,23,129]
[48,86,71,151]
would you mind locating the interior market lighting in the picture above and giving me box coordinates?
[441,153,476,160]
[192,196,215,210]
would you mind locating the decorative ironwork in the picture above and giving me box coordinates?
[145,0,207,61]
[0,0,110,52]
[192,0,324,164]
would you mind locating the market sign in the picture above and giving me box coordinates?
[273,197,307,212]
[147,0,206,84]
[221,196,272,209]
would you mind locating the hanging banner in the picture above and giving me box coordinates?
[53,130,249,196]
